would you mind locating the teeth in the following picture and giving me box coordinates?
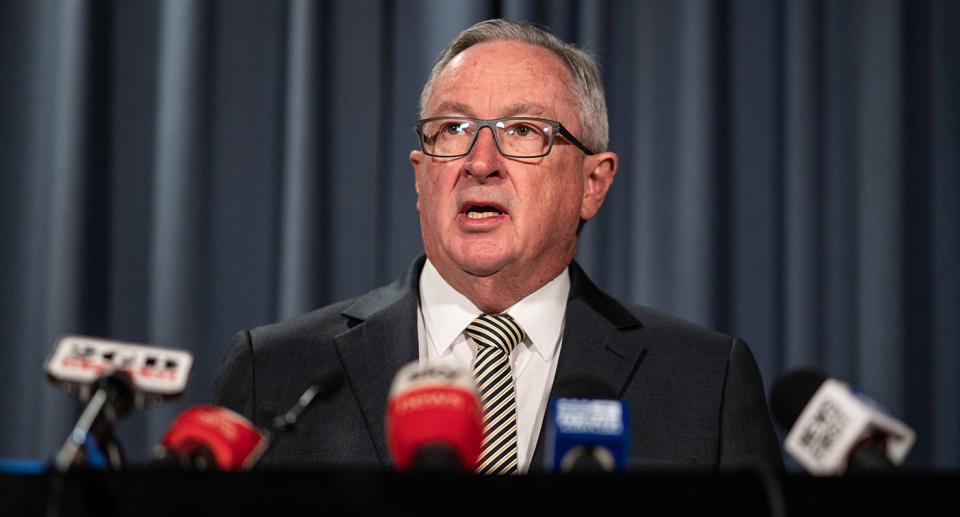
[467,211,501,219]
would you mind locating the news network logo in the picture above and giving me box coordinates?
[46,335,192,396]
[796,398,848,460]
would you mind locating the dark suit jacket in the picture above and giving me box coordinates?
[210,256,783,472]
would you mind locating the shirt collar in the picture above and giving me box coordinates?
[419,259,570,361]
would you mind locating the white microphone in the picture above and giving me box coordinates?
[44,335,193,470]
[45,335,192,407]
[771,370,915,475]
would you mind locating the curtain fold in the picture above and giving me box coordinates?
[16,0,112,456]
[142,0,213,451]
[150,0,210,357]
[853,0,904,413]
[928,0,960,469]
[783,0,822,372]
[0,0,956,468]
[279,0,327,318]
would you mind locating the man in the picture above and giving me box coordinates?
[211,19,782,474]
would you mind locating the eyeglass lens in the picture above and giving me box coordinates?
[420,118,555,157]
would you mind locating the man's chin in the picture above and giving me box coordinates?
[455,258,508,278]
[447,251,515,279]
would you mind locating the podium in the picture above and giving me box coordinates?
[3,469,958,516]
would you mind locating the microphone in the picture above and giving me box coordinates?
[385,361,482,472]
[154,405,267,471]
[245,366,345,468]
[270,366,344,433]
[769,369,916,475]
[45,335,193,407]
[545,376,630,472]
[44,335,193,471]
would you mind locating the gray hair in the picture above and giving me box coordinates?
[418,19,609,153]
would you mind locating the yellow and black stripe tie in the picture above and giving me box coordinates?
[465,313,526,475]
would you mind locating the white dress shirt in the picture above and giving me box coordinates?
[417,258,569,473]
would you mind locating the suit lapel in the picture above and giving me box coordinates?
[529,261,647,470]
[332,258,424,467]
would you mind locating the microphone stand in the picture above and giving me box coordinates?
[53,371,134,472]
[46,371,134,517]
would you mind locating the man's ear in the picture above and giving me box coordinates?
[410,150,424,211]
[580,151,618,221]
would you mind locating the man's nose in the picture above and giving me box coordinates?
[463,126,502,181]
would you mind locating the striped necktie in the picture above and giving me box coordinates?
[465,313,526,475]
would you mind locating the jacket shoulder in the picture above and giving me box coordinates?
[625,303,734,350]
[247,298,357,353]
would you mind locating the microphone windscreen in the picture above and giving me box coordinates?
[159,405,267,471]
[769,369,827,431]
[93,370,136,418]
[272,366,345,432]
[308,367,344,399]
[385,362,482,471]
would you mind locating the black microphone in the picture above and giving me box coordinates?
[270,366,344,433]
[770,369,915,475]
[153,367,343,471]
[253,366,344,467]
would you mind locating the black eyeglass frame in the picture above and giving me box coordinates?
[415,116,596,158]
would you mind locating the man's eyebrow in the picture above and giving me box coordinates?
[430,102,475,117]
[428,102,548,119]
[500,104,547,117]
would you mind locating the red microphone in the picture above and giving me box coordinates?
[385,362,482,471]
[155,405,267,471]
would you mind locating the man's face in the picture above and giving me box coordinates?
[411,40,615,295]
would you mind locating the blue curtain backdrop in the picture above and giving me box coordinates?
[0,0,957,469]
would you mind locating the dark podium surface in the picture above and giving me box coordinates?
[3,468,958,516]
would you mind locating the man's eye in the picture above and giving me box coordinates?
[507,123,539,137]
[510,124,540,138]
[443,122,471,135]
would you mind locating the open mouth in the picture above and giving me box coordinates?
[465,205,504,219]
[460,200,508,221]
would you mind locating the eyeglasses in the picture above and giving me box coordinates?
[416,117,595,158]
